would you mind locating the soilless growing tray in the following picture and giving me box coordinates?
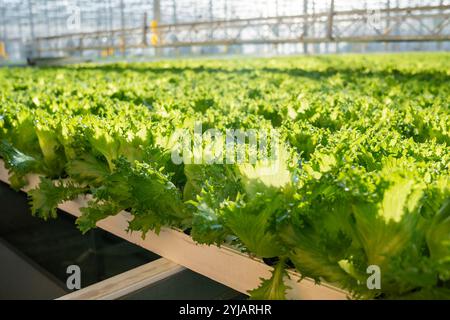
[1,55,448,299]
[0,160,347,299]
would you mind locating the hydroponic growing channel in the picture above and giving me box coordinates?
[0,53,449,299]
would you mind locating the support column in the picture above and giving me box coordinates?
[311,0,317,53]
[120,0,126,56]
[108,0,114,55]
[303,0,308,54]
[224,0,228,53]
[385,0,390,51]
[27,0,36,58]
[326,0,334,54]
[143,12,148,46]
[274,0,279,54]
[0,5,6,59]
[208,0,214,54]
[438,0,443,50]
[0,4,5,40]
[27,0,35,41]
[172,0,179,55]
[394,0,400,51]
[326,0,334,40]
[153,0,161,56]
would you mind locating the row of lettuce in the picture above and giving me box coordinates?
[0,53,449,299]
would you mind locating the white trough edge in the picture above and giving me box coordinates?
[57,258,185,300]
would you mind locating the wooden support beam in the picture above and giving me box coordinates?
[57,258,184,300]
